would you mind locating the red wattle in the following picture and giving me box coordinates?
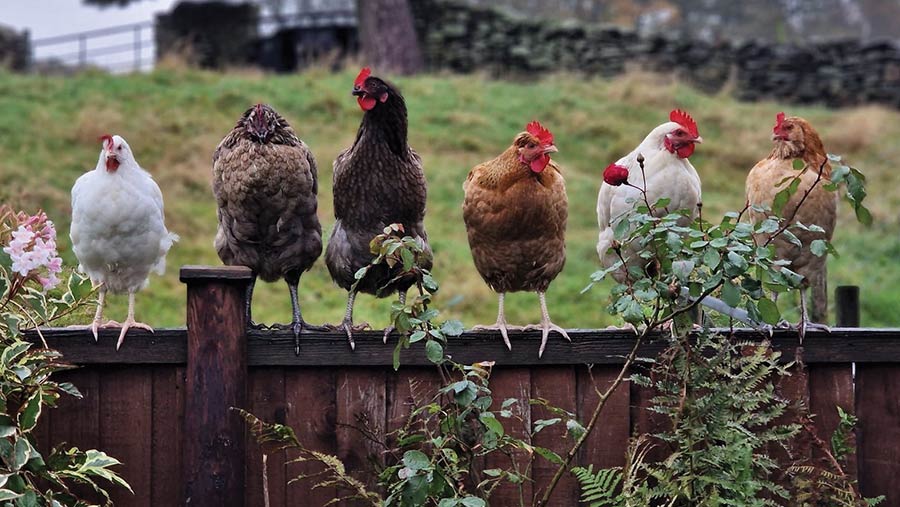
[530,154,550,173]
[358,96,376,111]
[105,158,120,172]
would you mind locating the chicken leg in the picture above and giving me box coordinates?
[798,287,830,343]
[245,275,259,328]
[382,291,407,343]
[328,291,371,350]
[529,291,571,358]
[90,285,108,341]
[116,291,153,350]
[471,293,525,351]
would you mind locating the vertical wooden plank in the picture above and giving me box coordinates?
[51,369,105,503]
[284,367,338,506]
[245,368,286,507]
[151,365,185,506]
[808,363,856,476]
[385,367,442,436]
[485,367,532,504]
[336,367,386,506]
[856,364,900,504]
[629,364,670,465]
[531,366,578,505]
[577,365,630,471]
[100,367,152,507]
[180,266,252,507]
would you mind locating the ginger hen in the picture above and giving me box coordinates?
[746,112,837,332]
[463,121,568,357]
[213,104,323,354]
[70,135,178,349]
[325,67,432,348]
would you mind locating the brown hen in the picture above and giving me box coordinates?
[213,104,323,354]
[746,113,837,330]
[463,121,569,357]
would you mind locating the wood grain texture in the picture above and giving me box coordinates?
[485,367,532,504]
[245,368,286,507]
[336,368,386,506]
[577,365,630,470]
[182,277,250,507]
[856,364,900,504]
[284,368,338,506]
[808,363,856,476]
[24,328,900,366]
[151,366,185,506]
[531,366,578,505]
[179,265,254,281]
[101,367,152,506]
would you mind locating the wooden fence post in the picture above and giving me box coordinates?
[180,265,253,507]
[835,286,860,328]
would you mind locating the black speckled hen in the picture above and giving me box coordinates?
[325,67,432,348]
[213,103,323,354]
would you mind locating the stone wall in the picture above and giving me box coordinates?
[410,0,900,108]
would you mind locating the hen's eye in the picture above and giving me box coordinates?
[527,142,536,149]
[785,125,793,130]
[116,146,122,151]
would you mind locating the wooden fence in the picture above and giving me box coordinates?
[26,266,900,506]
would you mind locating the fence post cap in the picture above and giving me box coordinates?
[179,265,254,283]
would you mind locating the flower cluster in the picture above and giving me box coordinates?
[2,211,63,290]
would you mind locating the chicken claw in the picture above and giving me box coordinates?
[471,322,524,351]
[116,318,154,350]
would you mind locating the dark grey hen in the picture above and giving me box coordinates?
[213,103,323,354]
[326,67,432,348]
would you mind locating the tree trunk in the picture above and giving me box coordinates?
[355,0,424,75]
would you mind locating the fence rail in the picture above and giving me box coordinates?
[22,266,900,506]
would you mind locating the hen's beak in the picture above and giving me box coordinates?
[351,87,365,97]
[542,144,558,154]
[692,136,703,144]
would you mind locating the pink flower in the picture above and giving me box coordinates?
[603,163,629,186]
[2,211,64,290]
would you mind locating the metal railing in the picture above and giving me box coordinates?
[27,9,357,74]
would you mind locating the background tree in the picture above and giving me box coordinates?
[354,0,424,75]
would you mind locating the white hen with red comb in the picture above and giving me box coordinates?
[596,110,703,281]
[70,135,178,349]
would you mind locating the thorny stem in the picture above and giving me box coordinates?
[763,160,828,248]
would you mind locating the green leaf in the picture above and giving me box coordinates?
[810,239,827,257]
[722,280,741,308]
[533,418,561,434]
[459,498,486,507]
[757,297,780,325]
[534,446,564,465]
[703,249,720,269]
[855,205,873,226]
[17,390,41,433]
[0,490,21,501]
[409,330,426,343]
[480,412,505,436]
[792,158,805,170]
[440,320,465,337]
[400,249,415,272]
[402,450,430,471]
[425,340,444,364]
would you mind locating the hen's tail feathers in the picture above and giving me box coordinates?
[809,265,828,324]
[152,231,180,276]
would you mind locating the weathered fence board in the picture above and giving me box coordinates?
[22,269,900,505]
[856,364,900,505]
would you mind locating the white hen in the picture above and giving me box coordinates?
[596,110,702,281]
[70,135,178,349]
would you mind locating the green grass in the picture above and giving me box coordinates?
[1,67,898,329]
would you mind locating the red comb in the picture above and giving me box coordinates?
[99,134,113,149]
[526,121,554,145]
[355,67,371,88]
[774,112,785,132]
[669,109,698,138]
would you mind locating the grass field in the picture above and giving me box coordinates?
[1,66,898,330]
